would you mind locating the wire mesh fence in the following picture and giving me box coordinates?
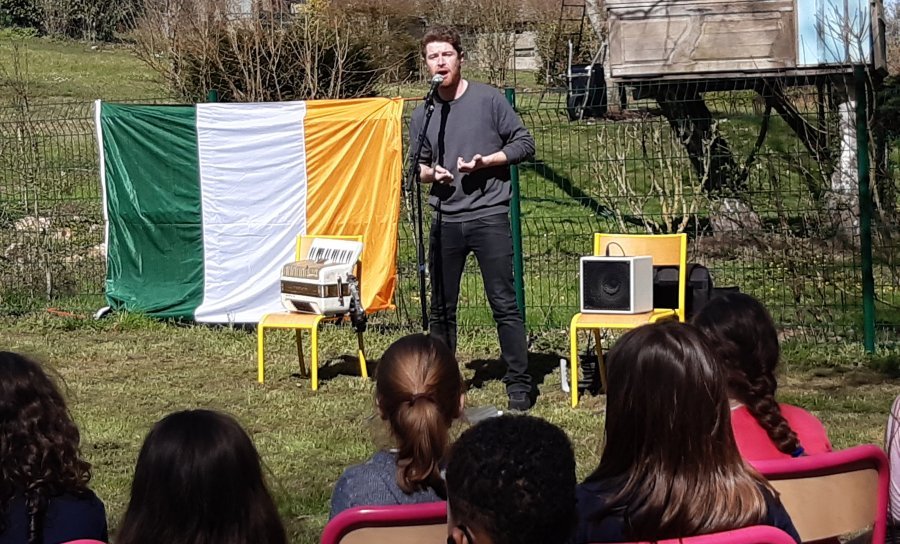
[1,78,897,348]
[399,76,899,347]
[0,96,175,310]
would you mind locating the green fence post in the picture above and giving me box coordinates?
[207,89,219,102]
[854,65,876,353]
[504,86,526,322]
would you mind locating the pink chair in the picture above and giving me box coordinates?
[62,541,107,544]
[750,444,889,544]
[611,525,799,544]
[321,501,447,544]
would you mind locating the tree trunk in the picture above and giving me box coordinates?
[651,84,744,194]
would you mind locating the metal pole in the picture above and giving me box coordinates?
[406,100,438,333]
[854,65,876,353]
[504,87,527,322]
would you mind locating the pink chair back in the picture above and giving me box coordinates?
[750,444,889,543]
[609,525,798,544]
[321,501,447,544]
[62,541,107,544]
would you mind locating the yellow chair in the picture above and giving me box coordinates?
[568,233,687,406]
[257,234,368,389]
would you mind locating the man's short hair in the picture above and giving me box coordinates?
[420,25,464,58]
[446,415,577,544]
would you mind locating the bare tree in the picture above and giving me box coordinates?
[590,119,709,233]
[426,0,521,86]
[130,0,386,102]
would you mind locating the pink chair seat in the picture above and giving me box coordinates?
[750,444,889,543]
[601,525,798,544]
[321,501,447,544]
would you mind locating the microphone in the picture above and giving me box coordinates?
[423,74,444,104]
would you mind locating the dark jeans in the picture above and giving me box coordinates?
[429,212,531,395]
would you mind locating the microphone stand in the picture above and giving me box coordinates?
[406,88,439,333]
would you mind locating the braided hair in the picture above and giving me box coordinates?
[693,293,803,456]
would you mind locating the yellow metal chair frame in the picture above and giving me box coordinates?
[568,233,687,406]
[257,234,368,389]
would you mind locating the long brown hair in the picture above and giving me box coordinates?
[0,352,92,544]
[116,410,286,544]
[586,322,769,540]
[375,333,464,494]
[693,293,802,456]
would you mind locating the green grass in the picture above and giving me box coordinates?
[1,312,898,543]
[0,29,166,100]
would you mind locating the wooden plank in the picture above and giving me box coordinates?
[614,67,855,84]
[607,0,796,79]
[606,0,789,9]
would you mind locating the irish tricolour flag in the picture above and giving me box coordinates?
[95,98,402,323]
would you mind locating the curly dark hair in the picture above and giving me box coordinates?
[446,415,576,544]
[0,352,92,544]
[693,293,802,456]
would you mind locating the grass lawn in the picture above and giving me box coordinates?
[2,311,899,543]
[0,29,166,101]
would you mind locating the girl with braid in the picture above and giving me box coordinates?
[693,293,831,460]
[0,352,107,544]
[329,334,465,518]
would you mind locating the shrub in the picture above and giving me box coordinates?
[133,4,387,102]
[0,0,42,30]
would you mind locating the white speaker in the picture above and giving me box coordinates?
[580,256,654,314]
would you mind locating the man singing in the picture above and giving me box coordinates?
[409,25,536,411]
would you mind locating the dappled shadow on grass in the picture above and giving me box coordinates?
[464,351,561,403]
[306,351,564,403]
[290,354,373,385]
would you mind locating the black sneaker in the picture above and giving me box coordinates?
[508,392,533,412]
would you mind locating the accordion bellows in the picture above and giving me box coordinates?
[282,260,330,280]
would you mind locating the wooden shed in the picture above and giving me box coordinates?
[605,0,886,81]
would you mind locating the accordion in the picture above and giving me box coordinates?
[280,238,364,315]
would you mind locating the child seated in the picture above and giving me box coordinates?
[115,409,286,544]
[330,334,465,517]
[575,322,800,543]
[445,415,577,544]
[0,351,108,544]
[693,293,831,460]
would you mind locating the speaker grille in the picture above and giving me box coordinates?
[583,260,631,311]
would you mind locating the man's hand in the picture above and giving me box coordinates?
[457,151,507,174]
[419,164,454,185]
[432,164,454,184]
[457,154,486,173]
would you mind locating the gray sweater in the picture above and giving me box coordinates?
[409,81,536,222]
[329,450,443,519]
